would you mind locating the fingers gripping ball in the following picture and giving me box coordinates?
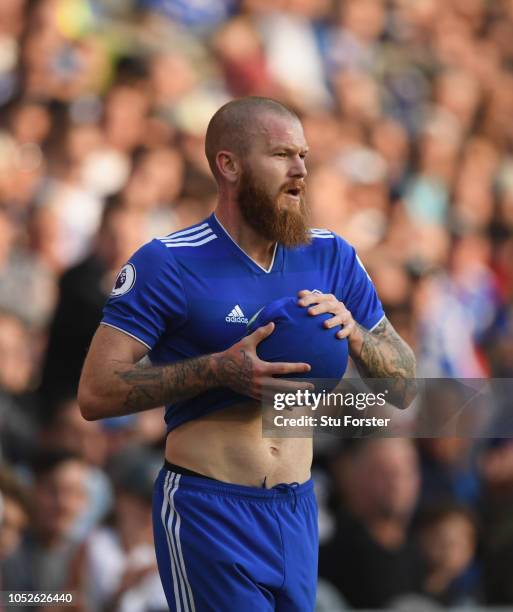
[247,297,349,388]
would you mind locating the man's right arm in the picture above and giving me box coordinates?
[78,323,311,421]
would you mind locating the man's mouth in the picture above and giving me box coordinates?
[283,187,302,200]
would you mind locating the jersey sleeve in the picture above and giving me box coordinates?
[101,239,187,349]
[335,236,385,331]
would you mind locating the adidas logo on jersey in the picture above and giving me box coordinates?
[225,305,248,324]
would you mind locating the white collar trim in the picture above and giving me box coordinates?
[214,213,277,274]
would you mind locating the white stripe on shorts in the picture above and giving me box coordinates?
[168,473,196,612]
[162,472,184,611]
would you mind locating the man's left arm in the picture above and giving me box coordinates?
[298,290,416,409]
[349,316,417,409]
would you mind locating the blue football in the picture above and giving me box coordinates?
[247,296,349,385]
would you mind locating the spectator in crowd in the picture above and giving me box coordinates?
[0,311,39,464]
[2,450,90,592]
[417,437,481,509]
[319,439,422,608]
[38,398,112,540]
[0,207,56,328]
[0,467,30,562]
[39,199,147,415]
[415,503,481,607]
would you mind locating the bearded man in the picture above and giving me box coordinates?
[78,97,416,611]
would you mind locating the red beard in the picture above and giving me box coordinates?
[237,167,311,248]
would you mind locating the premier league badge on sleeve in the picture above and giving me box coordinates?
[111,263,136,297]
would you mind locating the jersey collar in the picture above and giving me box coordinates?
[210,213,283,275]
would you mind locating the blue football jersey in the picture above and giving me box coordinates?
[101,213,385,432]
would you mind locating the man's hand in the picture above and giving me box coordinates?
[214,322,312,400]
[297,289,366,355]
[297,289,417,409]
[298,289,357,342]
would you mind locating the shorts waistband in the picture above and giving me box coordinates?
[160,467,314,501]
[164,460,217,481]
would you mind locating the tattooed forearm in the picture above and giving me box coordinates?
[353,318,415,378]
[351,317,417,409]
[112,354,220,412]
[112,349,255,413]
[214,349,253,394]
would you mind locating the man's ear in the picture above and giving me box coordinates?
[216,151,240,183]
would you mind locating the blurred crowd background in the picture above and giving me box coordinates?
[1,0,513,609]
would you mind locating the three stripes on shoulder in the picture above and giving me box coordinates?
[309,229,334,239]
[159,223,218,248]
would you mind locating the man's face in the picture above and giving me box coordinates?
[34,460,88,541]
[237,113,310,247]
[0,496,28,560]
[356,439,420,521]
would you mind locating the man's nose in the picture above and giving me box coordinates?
[289,155,307,179]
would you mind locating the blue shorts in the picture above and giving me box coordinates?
[152,467,318,612]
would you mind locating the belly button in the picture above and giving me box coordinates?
[270,446,279,455]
